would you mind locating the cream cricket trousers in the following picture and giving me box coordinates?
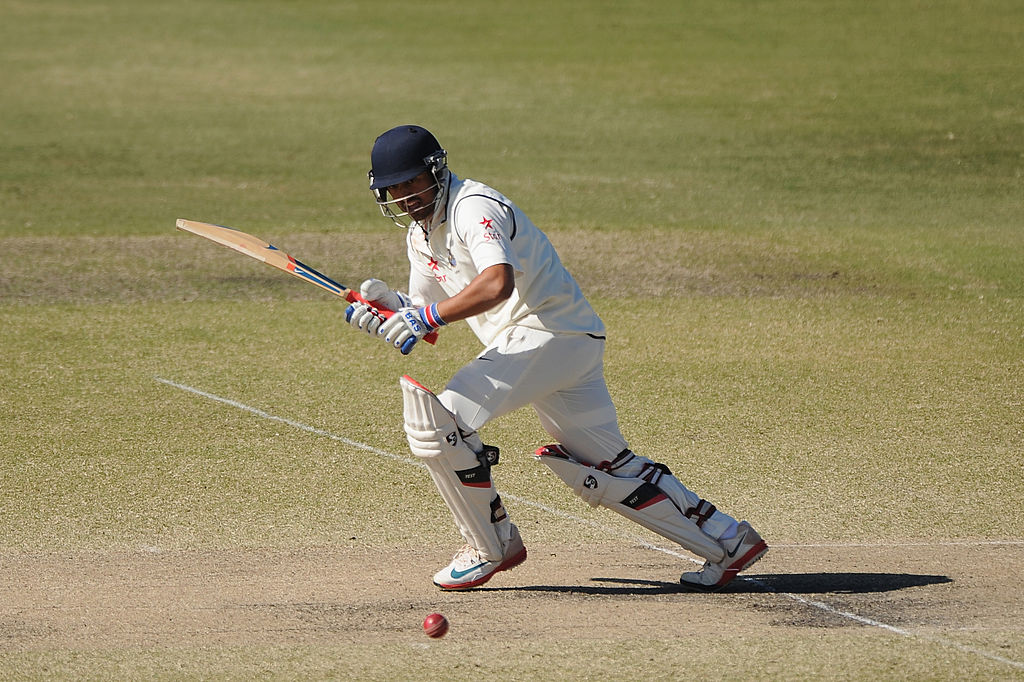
[438,325,628,465]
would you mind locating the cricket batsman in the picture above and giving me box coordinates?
[345,125,768,591]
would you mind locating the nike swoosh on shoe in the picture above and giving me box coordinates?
[449,562,488,579]
[726,531,749,558]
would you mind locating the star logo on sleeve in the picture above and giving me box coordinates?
[428,257,440,271]
[479,216,504,242]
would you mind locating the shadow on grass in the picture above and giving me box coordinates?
[481,573,952,596]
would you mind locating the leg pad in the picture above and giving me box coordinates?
[536,444,725,563]
[402,375,509,560]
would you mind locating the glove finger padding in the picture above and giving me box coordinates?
[345,301,387,335]
[380,304,447,355]
[379,311,417,352]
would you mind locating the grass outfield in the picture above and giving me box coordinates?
[2,0,1022,679]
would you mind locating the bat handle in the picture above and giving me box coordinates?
[346,291,439,345]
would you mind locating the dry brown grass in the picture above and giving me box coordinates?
[0,227,898,307]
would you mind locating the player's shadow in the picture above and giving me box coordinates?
[483,573,951,596]
[732,572,953,594]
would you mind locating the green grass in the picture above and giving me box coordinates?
[2,1,1021,237]
[2,259,1020,551]
[1,0,1022,678]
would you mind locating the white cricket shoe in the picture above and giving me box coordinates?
[679,521,768,592]
[433,524,527,590]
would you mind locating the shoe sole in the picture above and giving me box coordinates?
[679,541,769,593]
[434,546,528,591]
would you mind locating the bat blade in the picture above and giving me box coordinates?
[175,218,438,345]
[176,218,356,302]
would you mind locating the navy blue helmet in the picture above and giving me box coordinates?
[369,125,449,229]
[369,125,444,190]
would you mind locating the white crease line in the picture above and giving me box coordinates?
[156,376,1024,673]
[154,378,674,547]
[743,575,1024,671]
[156,377,417,466]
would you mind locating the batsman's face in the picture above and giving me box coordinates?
[388,171,438,223]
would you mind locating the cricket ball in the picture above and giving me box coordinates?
[423,612,449,638]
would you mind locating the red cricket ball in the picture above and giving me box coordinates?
[423,612,449,638]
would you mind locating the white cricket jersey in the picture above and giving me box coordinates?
[405,172,605,345]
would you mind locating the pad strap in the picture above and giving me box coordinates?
[598,449,675,488]
[684,499,718,529]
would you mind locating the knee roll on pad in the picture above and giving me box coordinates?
[535,444,725,563]
[401,375,508,560]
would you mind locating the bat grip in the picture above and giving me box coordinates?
[346,292,439,345]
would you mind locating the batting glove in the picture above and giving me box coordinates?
[359,278,412,312]
[345,301,388,336]
[379,304,447,355]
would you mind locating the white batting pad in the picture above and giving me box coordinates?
[536,446,725,563]
[596,450,739,542]
[401,375,509,561]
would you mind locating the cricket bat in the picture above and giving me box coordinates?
[175,218,437,345]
